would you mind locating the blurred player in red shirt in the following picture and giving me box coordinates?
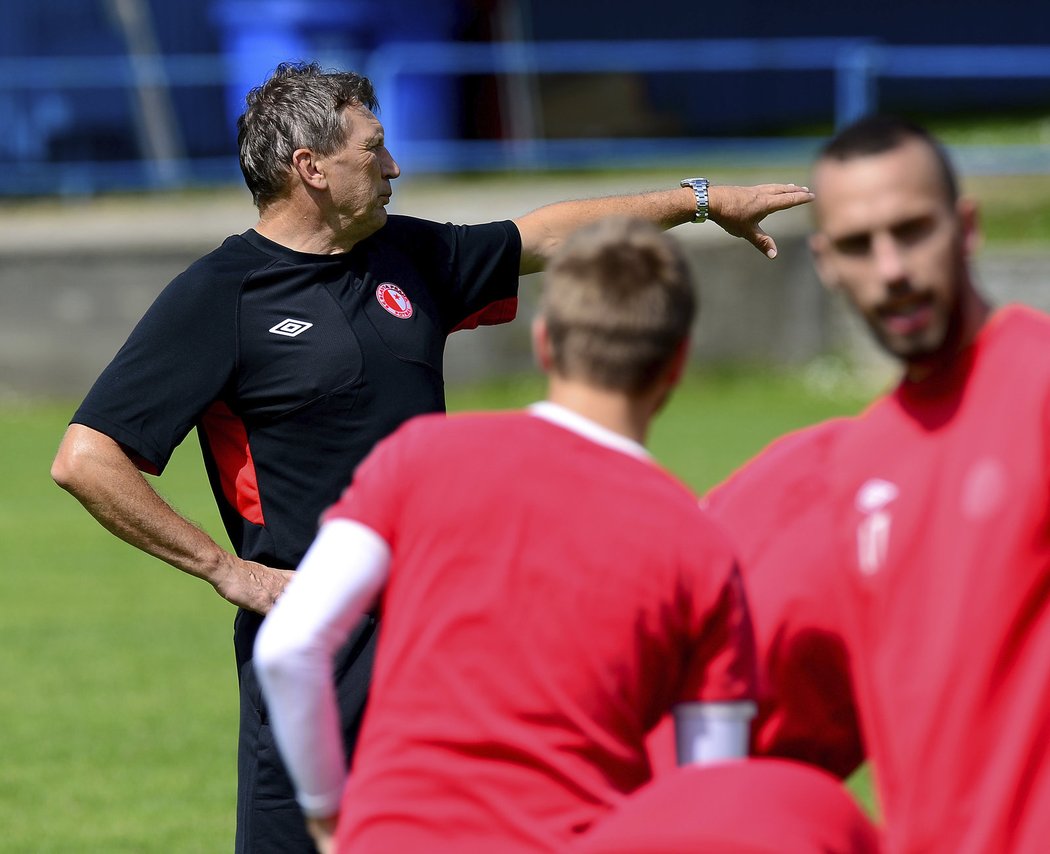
[801,115,1050,853]
[703,418,865,779]
[636,420,877,853]
[253,218,760,853]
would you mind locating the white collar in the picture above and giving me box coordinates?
[527,401,651,461]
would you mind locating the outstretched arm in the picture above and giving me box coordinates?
[513,182,814,274]
[51,423,293,613]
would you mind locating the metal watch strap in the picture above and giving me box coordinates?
[680,177,709,223]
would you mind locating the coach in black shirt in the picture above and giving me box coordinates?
[52,61,811,853]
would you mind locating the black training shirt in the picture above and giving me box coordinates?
[73,216,521,569]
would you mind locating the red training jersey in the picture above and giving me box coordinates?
[325,407,757,853]
[827,305,1050,853]
[644,419,865,780]
[704,418,865,779]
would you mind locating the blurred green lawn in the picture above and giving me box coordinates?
[1,368,875,852]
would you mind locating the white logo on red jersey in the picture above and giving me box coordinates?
[269,318,313,337]
[855,479,898,576]
[376,283,413,319]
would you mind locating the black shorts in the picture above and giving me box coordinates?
[233,609,378,853]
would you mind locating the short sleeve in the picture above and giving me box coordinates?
[71,265,238,474]
[443,220,521,332]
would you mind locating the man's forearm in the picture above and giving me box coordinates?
[51,423,291,613]
[513,182,814,274]
[514,188,693,274]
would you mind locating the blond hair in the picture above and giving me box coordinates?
[540,217,696,394]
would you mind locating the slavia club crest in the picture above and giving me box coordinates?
[376,283,413,319]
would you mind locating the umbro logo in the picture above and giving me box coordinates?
[269,319,313,338]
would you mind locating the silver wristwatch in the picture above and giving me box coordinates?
[680,177,709,223]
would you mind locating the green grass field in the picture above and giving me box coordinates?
[2,369,876,851]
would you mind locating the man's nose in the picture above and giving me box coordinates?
[871,232,906,285]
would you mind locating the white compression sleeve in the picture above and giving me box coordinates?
[254,518,391,818]
[673,701,757,766]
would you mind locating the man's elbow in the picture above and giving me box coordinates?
[50,425,110,496]
[512,217,554,276]
[51,435,82,493]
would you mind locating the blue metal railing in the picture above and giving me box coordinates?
[364,37,878,172]
[835,44,1050,124]
[1,38,1049,195]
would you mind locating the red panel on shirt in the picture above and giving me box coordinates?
[450,296,519,332]
[200,400,265,525]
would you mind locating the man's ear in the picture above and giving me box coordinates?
[291,148,327,191]
[531,315,553,373]
[809,232,838,293]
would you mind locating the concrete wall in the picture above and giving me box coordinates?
[2,182,1046,400]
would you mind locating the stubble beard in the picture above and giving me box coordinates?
[868,274,967,376]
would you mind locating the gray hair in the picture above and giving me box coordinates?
[237,61,379,208]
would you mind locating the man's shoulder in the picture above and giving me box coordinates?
[125,233,265,324]
[707,418,851,511]
[991,303,1050,351]
[960,304,1050,395]
[371,215,517,248]
[367,215,450,247]
[380,214,513,232]
[174,232,270,291]
[970,303,1050,412]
